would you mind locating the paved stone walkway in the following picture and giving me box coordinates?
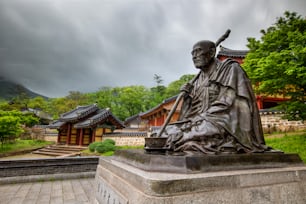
[0,178,95,204]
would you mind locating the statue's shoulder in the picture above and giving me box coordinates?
[215,58,247,79]
[216,58,240,72]
[219,58,240,67]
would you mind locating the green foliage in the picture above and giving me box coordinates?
[243,11,306,119]
[116,145,144,150]
[20,113,40,127]
[0,114,23,146]
[48,91,90,119]
[101,151,115,156]
[95,142,116,153]
[0,110,40,146]
[27,96,49,111]
[88,141,101,152]
[265,133,306,163]
[0,139,53,153]
[148,74,166,108]
[164,74,195,98]
[88,139,116,153]
[87,85,151,120]
[103,139,116,146]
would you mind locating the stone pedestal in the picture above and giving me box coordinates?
[94,150,306,204]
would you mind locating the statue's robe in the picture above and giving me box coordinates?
[163,58,269,154]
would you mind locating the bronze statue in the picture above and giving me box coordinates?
[150,31,271,155]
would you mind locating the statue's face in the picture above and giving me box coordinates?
[191,41,215,69]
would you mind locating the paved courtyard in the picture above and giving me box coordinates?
[0,178,95,204]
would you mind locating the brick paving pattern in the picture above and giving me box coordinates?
[0,178,95,204]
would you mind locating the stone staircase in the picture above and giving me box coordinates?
[32,145,87,157]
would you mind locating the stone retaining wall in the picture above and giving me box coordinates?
[0,157,99,177]
[260,112,306,133]
[102,132,147,146]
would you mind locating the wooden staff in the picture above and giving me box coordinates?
[156,29,231,137]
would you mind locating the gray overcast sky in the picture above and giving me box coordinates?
[0,0,305,98]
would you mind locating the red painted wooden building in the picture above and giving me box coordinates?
[48,104,125,146]
[140,95,182,127]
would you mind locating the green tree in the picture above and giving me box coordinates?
[28,97,49,111]
[0,100,10,111]
[88,86,114,109]
[149,74,166,107]
[0,110,39,127]
[46,91,90,119]
[47,97,68,119]
[4,92,30,111]
[243,11,306,120]
[164,74,195,98]
[0,111,24,146]
[119,86,150,118]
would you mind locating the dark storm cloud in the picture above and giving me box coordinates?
[0,0,305,97]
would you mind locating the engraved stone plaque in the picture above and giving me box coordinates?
[95,175,128,204]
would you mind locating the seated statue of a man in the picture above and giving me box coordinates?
[160,40,271,154]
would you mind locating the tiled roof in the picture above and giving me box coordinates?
[74,108,125,129]
[47,120,66,129]
[140,95,178,118]
[217,46,249,58]
[25,108,53,120]
[124,114,141,125]
[59,104,99,122]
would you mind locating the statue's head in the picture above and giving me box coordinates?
[191,40,216,69]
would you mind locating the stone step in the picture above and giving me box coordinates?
[46,146,85,151]
[32,145,87,157]
[50,146,87,151]
[32,151,65,156]
[36,148,80,154]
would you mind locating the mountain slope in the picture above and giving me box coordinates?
[0,78,47,100]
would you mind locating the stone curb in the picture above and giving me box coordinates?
[0,171,96,185]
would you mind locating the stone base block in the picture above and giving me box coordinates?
[94,154,306,204]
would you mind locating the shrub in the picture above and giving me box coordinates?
[95,142,116,153]
[103,139,116,146]
[88,141,102,152]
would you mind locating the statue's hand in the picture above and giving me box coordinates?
[180,82,193,94]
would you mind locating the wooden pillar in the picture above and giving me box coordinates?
[154,114,157,126]
[102,128,106,141]
[66,123,71,145]
[78,128,83,146]
[92,128,96,143]
[57,129,61,144]
[256,96,264,110]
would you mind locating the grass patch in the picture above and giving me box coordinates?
[82,145,144,156]
[0,139,54,154]
[265,133,306,163]
[116,145,144,150]
[101,151,115,156]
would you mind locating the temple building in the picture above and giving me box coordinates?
[217,45,248,64]
[48,104,124,146]
[140,96,181,127]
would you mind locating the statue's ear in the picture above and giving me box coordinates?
[210,47,216,58]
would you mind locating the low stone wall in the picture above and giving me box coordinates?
[0,157,99,178]
[102,132,147,146]
[43,134,58,143]
[260,112,306,133]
